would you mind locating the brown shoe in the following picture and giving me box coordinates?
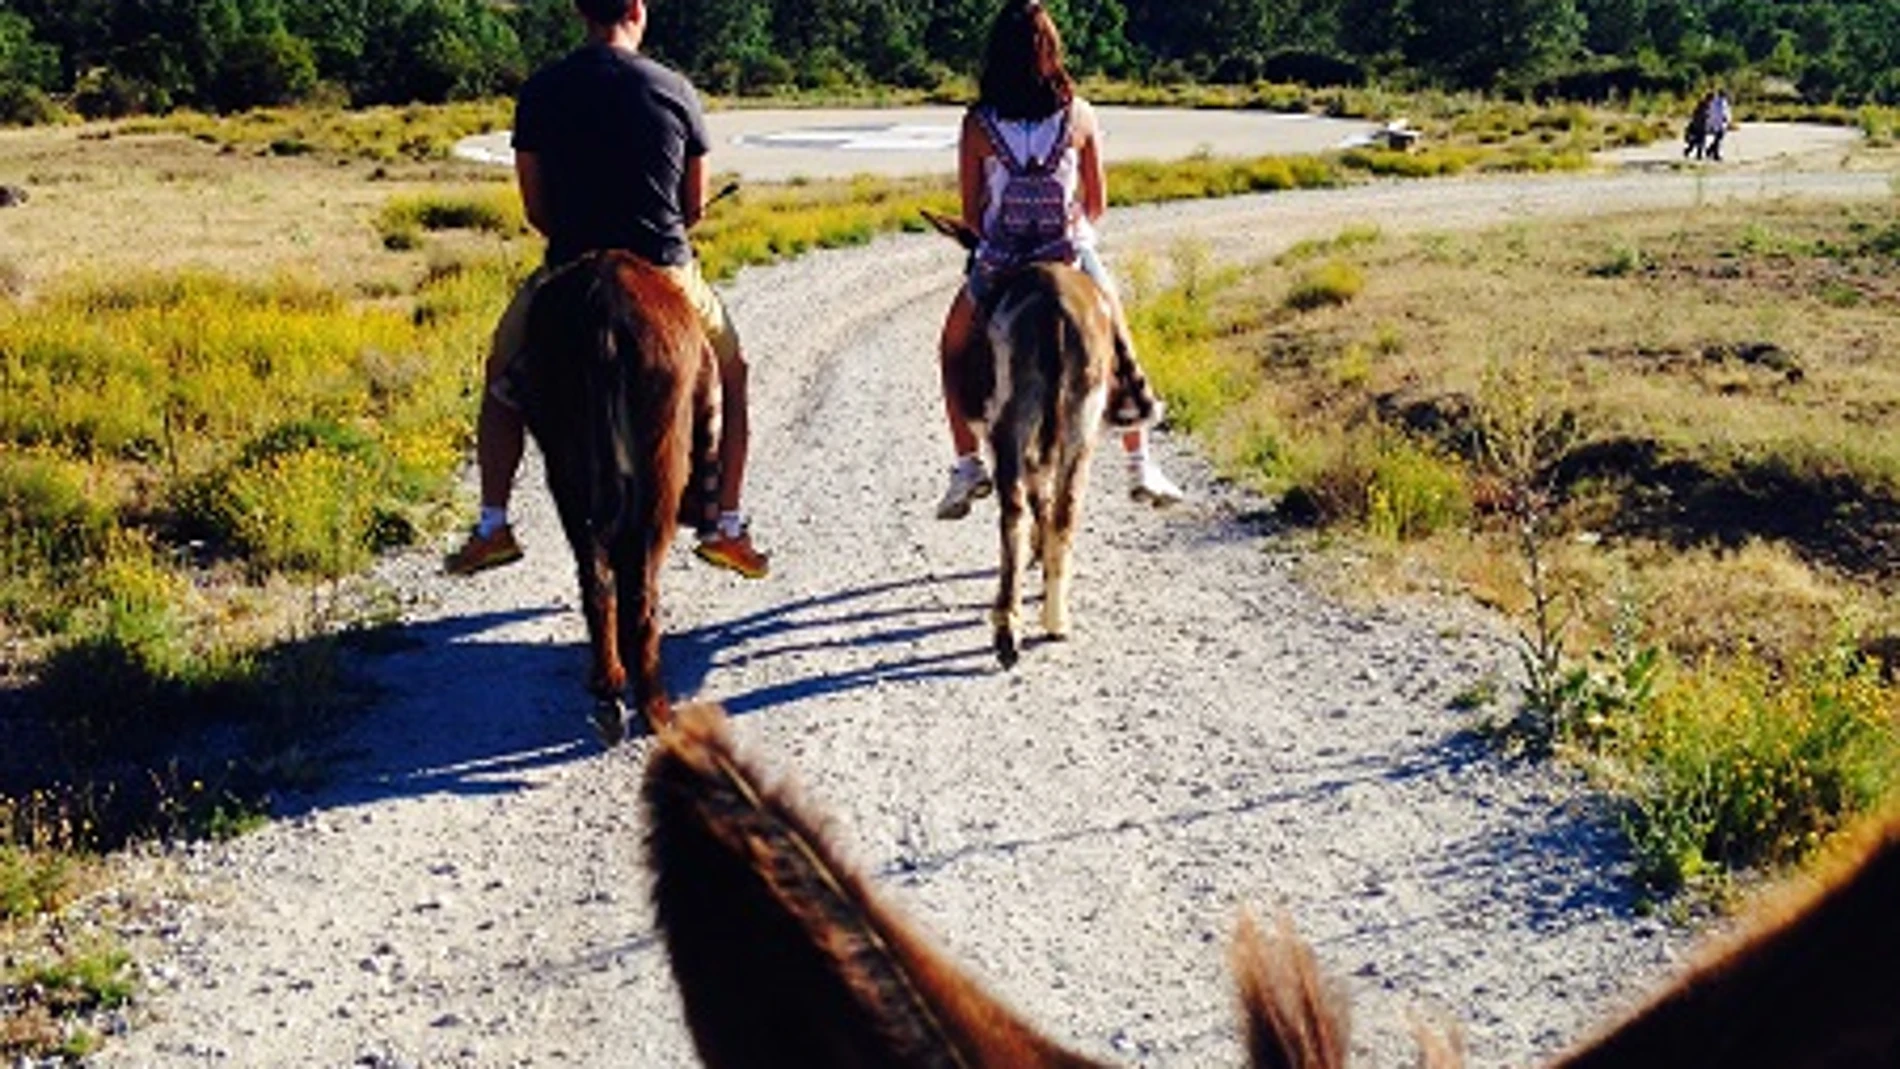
[695,529,770,579]
[444,525,523,576]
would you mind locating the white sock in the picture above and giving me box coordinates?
[955,453,985,476]
[714,510,746,540]
[477,506,509,537]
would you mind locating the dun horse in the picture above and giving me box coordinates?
[925,210,1116,668]
[644,703,1900,1068]
[516,252,720,742]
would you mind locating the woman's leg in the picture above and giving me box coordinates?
[936,287,994,519]
[940,288,982,457]
[1076,249,1182,505]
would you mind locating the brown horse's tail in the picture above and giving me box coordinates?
[643,704,1106,1069]
[523,253,700,547]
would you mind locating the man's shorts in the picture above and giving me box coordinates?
[486,256,742,410]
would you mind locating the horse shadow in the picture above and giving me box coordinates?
[275,568,1001,814]
[661,566,999,716]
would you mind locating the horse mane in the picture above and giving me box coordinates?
[1554,813,1900,1068]
[643,704,1105,1069]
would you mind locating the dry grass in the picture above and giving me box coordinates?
[1132,201,1900,894]
[0,125,517,289]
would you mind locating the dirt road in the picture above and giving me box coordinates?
[100,163,1893,1067]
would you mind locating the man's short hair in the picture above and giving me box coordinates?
[575,0,635,26]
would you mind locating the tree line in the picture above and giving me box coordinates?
[1,0,1896,124]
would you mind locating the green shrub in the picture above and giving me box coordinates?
[377,188,525,244]
[0,846,70,921]
[1285,259,1365,311]
[179,418,415,577]
[12,945,133,1015]
[0,79,61,126]
[1618,648,1900,894]
[1366,438,1473,542]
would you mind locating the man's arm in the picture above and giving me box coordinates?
[681,153,708,229]
[516,150,551,237]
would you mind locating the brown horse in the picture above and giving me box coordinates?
[516,252,720,742]
[643,703,1900,1068]
[925,211,1116,668]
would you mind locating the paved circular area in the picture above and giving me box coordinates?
[457,110,1865,182]
[455,105,1382,180]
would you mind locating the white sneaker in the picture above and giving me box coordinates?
[935,460,994,520]
[1129,462,1185,507]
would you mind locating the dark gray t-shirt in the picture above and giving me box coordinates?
[512,44,709,267]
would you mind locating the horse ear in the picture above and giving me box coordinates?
[643,703,1102,1069]
[1231,912,1352,1069]
[922,208,981,251]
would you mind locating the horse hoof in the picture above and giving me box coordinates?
[994,630,1020,669]
[1042,605,1071,638]
[591,698,629,747]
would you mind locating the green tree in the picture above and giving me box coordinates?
[648,0,773,91]
[282,0,374,88]
[510,0,583,71]
[1407,0,1583,86]
[214,27,318,108]
[1052,0,1135,75]
[0,11,59,88]
[1578,0,1649,56]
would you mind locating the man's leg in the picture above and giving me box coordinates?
[668,261,769,579]
[445,274,540,575]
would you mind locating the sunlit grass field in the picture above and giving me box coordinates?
[1128,201,1900,899]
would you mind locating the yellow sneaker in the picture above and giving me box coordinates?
[695,528,770,579]
[444,524,523,576]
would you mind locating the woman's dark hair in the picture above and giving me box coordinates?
[575,0,636,26]
[977,0,1074,120]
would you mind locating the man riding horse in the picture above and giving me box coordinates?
[445,0,769,581]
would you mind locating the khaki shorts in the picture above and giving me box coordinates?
[486,256,741,409]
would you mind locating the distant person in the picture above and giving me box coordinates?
[934,0,1184,521]
[1684,92,1712,159]
[445,0,769,579]
[1705,89,1732,162]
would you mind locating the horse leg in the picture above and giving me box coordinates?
[581,550,629,746]
[623,527,673,733]
[992,456,1030,669]
[1041,449,1090,640]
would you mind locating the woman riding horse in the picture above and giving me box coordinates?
[934,0,1184,522]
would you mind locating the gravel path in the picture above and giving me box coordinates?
[99,164,1892,1068]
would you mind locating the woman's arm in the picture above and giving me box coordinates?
[958,110,988,234]
[1074,99,1108,225]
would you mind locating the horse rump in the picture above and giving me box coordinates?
[984,263,1113,668]
[520,251,719,737]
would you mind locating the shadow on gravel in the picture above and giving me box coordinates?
[280,570,1003,814]
[664,567,1000,716]
[274,606,589,815]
